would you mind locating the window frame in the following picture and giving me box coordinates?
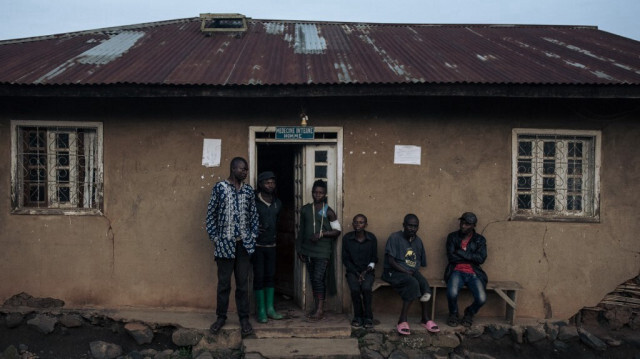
[511,128,601,222]
[10,120,104,215]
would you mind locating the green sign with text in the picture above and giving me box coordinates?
[275,126,315,140]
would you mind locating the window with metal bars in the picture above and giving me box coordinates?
[511,129,600,221]
[11,121,103,214]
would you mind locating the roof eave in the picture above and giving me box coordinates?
[1,83,639,99]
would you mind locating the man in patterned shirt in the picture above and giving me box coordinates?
[206,157,259,336]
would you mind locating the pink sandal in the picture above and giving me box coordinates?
[422,320,440,333]
[396,321,410,335]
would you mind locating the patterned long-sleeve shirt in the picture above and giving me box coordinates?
[205,180,259,259]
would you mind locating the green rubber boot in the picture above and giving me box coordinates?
[255,290,268,323]
[265,287,284,320]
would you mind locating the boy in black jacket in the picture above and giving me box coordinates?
[342,214,378,328]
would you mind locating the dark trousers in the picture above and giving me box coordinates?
[346,272,374,320]
[304,256,329,300]
[215,242,251,320]
[382,269,431,302]
[252,246,276,290]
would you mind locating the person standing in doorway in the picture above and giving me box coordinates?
[382,214,440,335]
[342,214,378,328]
[444,212,488,327]
[296,179,342,321]
[206,157,259,336]
[253,171,285,323]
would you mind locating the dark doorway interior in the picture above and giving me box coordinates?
[257,144,298,298]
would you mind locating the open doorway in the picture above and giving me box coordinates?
[251,126,344,314]
[256,144,299,298]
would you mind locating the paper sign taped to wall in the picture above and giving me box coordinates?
[202,139,221,167]
[394,145,421,165]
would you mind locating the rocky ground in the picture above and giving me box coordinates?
[1,293,639,358]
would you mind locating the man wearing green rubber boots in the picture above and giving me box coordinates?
[253,171,285,322]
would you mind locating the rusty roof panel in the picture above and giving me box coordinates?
[1,18,639,87]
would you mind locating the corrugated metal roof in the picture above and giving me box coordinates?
[1,17,639,87]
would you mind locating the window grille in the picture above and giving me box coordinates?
[12,121,103,214]
[512,129,600,221]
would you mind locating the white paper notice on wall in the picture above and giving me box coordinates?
[394,145,421,165]
[202,139,222,167]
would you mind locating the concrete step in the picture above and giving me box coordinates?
[243,338,360,359]
[252,311,351,339]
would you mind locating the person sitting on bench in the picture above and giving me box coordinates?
[382,214,439,335]
[342,214,378,328]
[444,212,488,327]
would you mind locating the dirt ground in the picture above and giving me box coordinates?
[0,316,180,359]
[2,315,640,359]
[454,323,640,359]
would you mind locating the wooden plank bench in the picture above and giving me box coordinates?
[373,278,523,324]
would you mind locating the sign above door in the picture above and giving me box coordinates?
[275,126,315,140]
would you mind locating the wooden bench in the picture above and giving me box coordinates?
[373,278,523,324]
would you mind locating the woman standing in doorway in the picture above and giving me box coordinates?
[296,179,341,321]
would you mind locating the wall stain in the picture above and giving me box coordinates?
[103,215,115,275]
[542,292,553,318]
[540,226,552,318]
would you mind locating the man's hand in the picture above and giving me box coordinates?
[358,270,367,282]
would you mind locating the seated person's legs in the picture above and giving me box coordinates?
[446,271,464,325]
[412,271,438,331]
[385,271,421,302]
[346,272,364,326]
[465,275,487,315]
[458,273,485,327]
[361,273,375,326]
[385,271,420,327]
[412,270,432,301]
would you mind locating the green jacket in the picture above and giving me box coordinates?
[296,202,337,295]
[297,203,334,259]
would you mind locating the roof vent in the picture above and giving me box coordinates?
[200,13,248,33]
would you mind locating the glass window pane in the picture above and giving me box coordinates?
[567,195,582,211]
[58,187,70,203]
[543,160,555,175]
[315,165,327,179]
[29,168,46,181]
[57,133,70,149]
[568,160,582,175]
[29,185,45,202]
[543,142,556,157]
[543,195,555,210]
[57,152,70,166]
[28,154,40,166]
[517,194,531,209]
[518,160,532,174]
[518,176,531,190]
[315,151,327,163]
[518,141,532,157]
[569,142,583,157]
[543,177,555,190]
[28,131,45,148]
[57,169,70,182]
[568,178,582,192]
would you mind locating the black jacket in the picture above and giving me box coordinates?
[342,231,378,276]
[444,230,488,288]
